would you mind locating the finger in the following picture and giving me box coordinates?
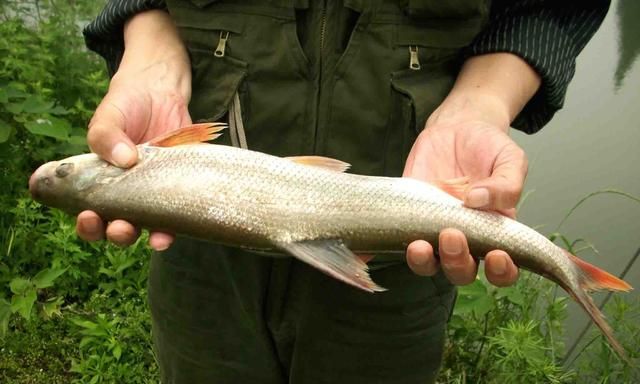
[406,240,438,276]
[76,210,105,242]
[87,98,138,168]
[439,228,477,285]
[402,142,418,177]
[105,220,140,247]
[149,231,175,251]
[500,207,517,220]
[485,250,519,287]
[465,144,528,211]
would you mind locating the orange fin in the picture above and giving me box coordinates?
[146,123,226,147]
[286,156,351,173]
[356,253,375,264]
[564,284,631,364]
[566,250,633,292]
[436,176,470,200]
[561,250,633,364]
[276,239,385,293]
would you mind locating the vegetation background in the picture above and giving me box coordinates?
[0,1,637,383]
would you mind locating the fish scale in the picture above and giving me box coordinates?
[28,123,633,362]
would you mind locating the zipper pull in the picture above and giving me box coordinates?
[214,31,230,57]
[409,46,421,70]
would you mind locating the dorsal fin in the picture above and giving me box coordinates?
[436,176,471,200]
[146,123,226,147]
[286,156,351,172]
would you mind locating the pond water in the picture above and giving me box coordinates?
[512,0,640,357]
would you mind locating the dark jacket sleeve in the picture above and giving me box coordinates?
[83,0,167,76]
[468,0,610,133]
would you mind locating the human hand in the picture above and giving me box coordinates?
[403,119,525,286]
[401,53,540,287]
[76,10,191,251]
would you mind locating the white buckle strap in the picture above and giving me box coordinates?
[228,91,248,149]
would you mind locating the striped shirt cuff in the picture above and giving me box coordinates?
[469,0,610,133]
[83,0,167,75]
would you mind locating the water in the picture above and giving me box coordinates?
[512,0,640,355]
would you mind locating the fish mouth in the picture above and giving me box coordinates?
[29,163,55,201]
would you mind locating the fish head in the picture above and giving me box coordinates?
[29,153,125,212]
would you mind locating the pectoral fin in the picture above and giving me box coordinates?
[277,239,386,293]
[436,176,470,200]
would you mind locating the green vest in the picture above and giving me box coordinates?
[166,0,490,176]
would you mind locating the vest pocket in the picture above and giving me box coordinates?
[403,0,490,20]
[384,66,455,175]
[188,47,248,147]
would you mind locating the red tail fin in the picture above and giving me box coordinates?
[563,250,633,364]
[565,251,632,292]
[146,123,226,147]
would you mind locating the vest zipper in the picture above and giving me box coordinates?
[320,2,327,51]
[409,45,421,70]
[213,30,247,149]
[214,31,230,57]
[314,1,328,154]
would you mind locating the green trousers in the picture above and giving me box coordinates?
[149,237,456,383]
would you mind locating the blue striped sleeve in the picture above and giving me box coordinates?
[469,0,610,133]
[83,0,167,75]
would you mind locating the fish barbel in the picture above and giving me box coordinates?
[29,123,632,361]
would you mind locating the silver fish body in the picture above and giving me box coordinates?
[34,144,567,280]
[29,127,632,362]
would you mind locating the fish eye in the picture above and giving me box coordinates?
[55,163,74,178]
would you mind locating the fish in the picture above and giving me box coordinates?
[29,123,633,362]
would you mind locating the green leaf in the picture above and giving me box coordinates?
[33,266,68,289]
[24,116,70,140]
[41,297,64,319]
[5,83,28,99]
[0,298,11,339]
[68,134,87,146]
[454,279,496,316]
[49,105,70,115]
[0,87,7,104]
[113,344,122,360]
[71,317,98,330]
[5,102,23,114]
[496,286,525,306]
[9,277,32,295]
[11,289,37,320]
[0,118,12,143]
[22,95,54,114]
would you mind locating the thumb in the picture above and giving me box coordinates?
[464,143,528,212]
[87,98,138,168]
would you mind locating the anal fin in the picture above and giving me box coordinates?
[277,239,386,293]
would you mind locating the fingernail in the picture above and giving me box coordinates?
[467,188,490,208]
[82,216,101,234]
[410,252,428,266]
[493,256,507,275]
[442,235,462,256]
[154,243,170,252]
[111,142,134,168]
